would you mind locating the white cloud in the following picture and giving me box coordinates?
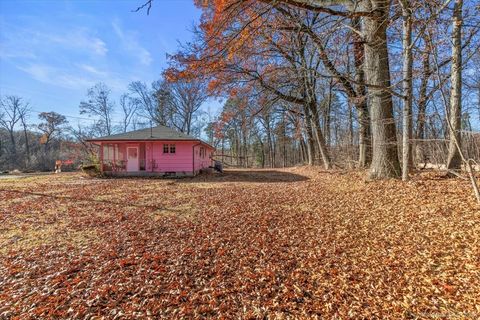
[77,63,108,76]
[45,28,108,56]
[17,62,133,93]
[0,46,37,60]
[0,20,108,59]
[112,19,152,66]
[0,21,112,90]
[18,64,95,89]
[1,18,152,93]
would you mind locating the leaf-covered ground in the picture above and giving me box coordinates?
[1,168,479,319]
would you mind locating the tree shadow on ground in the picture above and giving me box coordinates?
[0,188,173,211]
[180,169,309,183]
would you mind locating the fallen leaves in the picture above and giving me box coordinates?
[0,169,479,319]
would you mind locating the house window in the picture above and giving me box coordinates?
[117,145,123,160]
[163,144,176,154]
[103,144,115,160]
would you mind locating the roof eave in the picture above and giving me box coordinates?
[84,138,216,150]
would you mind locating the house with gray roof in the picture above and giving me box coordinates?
[86,125,215,176]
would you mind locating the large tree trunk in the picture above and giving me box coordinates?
[352,16,372,168]
[363,0,401,179]
[323,78,334,146]
[347,101,355,167]
[401,0,413,181]
[264,116,276,168]
[242,127,248,168]
[299,137,308,164]
[312,120,331,170]
[415,44,430,165]
[446,0,463,171]
[9,130,16,168]
[258,136,265,168]
[357,101,371,169]
[282,115,287,167]
[304,106,315,165]
[310,102,331,169]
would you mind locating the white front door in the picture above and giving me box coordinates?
[127,147,139,172]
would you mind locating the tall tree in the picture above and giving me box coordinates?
[128,81,164,125]
[414,33,431,165]
[400,0,413,180]
[163,78,208,135]
[360,0,401,178]
[79,83,114,136]
[0,95,29,167]
[119,94,138,133]
[446,0,463,171]
[351,16,371,168]
[194,0,400,177]
[19,103,31,167]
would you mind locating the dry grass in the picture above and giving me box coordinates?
[0,168,479,319]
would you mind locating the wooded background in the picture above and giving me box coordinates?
[1,0,480,182]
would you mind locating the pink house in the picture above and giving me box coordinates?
[86,125,215,177]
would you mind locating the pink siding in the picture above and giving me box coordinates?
[193,145,214,172]
[99,140,214,174]
[145,141,193,173]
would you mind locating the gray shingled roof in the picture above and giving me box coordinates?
[86,125,200,142]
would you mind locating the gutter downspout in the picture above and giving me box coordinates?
[192,142,202,176]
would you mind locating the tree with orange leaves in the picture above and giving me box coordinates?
[166,3,337,168]
[167,0,400,177]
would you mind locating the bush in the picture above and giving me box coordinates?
[81,164,101,177]
[81,153,101,177]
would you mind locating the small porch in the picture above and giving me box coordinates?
[100,142,158,174]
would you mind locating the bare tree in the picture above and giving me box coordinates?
[19,103,32,167]
[0,95,30,167]
[431,0,479,202]
[400,0,413,181]
[446,0,463,171]
[79,83,115,136]
[128,81,163,125]
[69,123,98,156]
[255,0,399,178]
[165,78,208,135]
[119,94,138,132]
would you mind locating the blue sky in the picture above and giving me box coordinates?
[0,0,217,126]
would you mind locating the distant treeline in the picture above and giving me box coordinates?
[0,74,211,172]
